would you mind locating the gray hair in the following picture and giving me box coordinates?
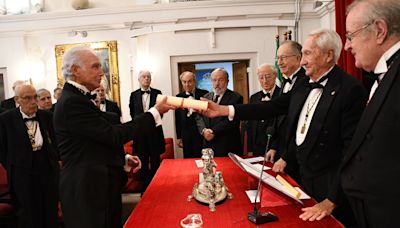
[348,0,400,37]
[14,84,35,97]
[258,63,278,76]
[37,88,51,97]
[280,40,303,56]
[308,28,343,63]
[211,68,229,80]
[179,71,195,81]
[137,70,151,79]
[61,46,96,81]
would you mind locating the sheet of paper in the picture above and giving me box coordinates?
[245,190,260,203]
[253,163,271,171]
[244,156,265,163]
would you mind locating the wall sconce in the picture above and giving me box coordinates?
[313,0,333,9]
[68,30,88,37]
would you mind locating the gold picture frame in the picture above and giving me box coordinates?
[55,40,121,106]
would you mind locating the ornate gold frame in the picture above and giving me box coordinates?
[55,40,121,106]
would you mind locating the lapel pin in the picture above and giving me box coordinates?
[331,91,336,96]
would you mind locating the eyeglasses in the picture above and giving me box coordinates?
[345,22,374,42]
[275,55,297,61]
[258,74,275,80]
[19,95,38,101]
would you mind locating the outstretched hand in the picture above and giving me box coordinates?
[299,199,336,221]
[199,98,229,118]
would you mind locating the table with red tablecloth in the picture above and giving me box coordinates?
[124,157,344,228]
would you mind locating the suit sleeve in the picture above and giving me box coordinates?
[64,96,155,147]
[328,81,367,203]
[129,92,135,120]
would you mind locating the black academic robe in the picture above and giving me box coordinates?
[247,86,281,156]
[234,66,367,226]
[54,83,156,228]
[175,88,208,158]
[0,109,59,228]
[341,49,400,228]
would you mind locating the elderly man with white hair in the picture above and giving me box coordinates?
[201,29,368,226]
[53,46,174,228]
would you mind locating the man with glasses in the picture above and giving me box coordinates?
[247,64,280,156]
[201,29,367,226]
[341,0,400,227]
[0,84,59,228]
[266,40,305,183]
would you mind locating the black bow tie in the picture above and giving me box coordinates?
[100,100,105,104]
[86,93,97,100]
[308,75,328,90]
[24,116,38,122]
[367,72,381,83]
[141,90,150,95]
[262,92,271,99]
[282,77,292,85]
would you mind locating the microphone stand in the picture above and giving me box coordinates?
[248,127,278,224]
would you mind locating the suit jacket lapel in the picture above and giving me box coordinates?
[344,54,400,164]
[287,80,310,134]
[13,110,32,149]
[135,90,144,113]
[305,67,341,150]
[150,88,157,108]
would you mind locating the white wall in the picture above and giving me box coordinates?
[0,0,335,157]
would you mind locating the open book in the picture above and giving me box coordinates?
[229,153,310,204]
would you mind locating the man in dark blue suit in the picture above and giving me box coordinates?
[341,1,400,227]
[175,71,208,158]
[54,46,173,228]
[129,70,165,191]
[202,29,367,226]
[0,84,59,228]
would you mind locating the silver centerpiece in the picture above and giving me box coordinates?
[188,148,233,212]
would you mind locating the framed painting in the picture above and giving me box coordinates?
[55,40,121,106]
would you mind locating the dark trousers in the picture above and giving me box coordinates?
[182,132,203,158]
[11,166,58,228]
[135,136,161,191]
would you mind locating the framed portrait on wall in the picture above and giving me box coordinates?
[55,40,121,106]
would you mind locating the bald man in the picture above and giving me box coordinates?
[0,84,59,228]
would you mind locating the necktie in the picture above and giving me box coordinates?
[24,116,38,122]
[141,90,150,95]
[308,75,328,90]
[213,95,220,103]
[86,93,97,100]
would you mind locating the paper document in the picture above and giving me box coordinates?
[244,156,265,163]
[245,190,260,203]
[253,163,271,171]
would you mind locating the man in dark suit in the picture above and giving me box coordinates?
[247,64,280,156]
[175,71,208,158]
[54,46,173,228]
[341,1,400,227]
[37,88,54,112]
[94,83,121,118]
[198,68,243,157]
[266,40,306,183]
[0,84,59,228]
[202,29,367,226]
[0,80,26,110]
[129,70,165,191]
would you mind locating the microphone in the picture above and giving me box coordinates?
[248,126,278,224]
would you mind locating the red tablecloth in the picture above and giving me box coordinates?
[124,158,344,228]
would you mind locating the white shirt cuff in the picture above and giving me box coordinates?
[148,107,162,126]
[228,105,235,121]
[124,154,133,172]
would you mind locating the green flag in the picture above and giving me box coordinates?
[275,35,283,85]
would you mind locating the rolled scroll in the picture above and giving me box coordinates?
[156,94,208,111]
